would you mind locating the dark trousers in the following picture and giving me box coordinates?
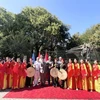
[52,77,58,86]
[25,76,31,87]
[40,73,45,85]
[45,72,50,85]
[48,73,50,85]
[61,80,67,88]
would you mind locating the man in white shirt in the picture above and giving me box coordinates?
[33,57,41,86]
[39,55,46,86]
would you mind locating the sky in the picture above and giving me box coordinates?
[0,0,100,35]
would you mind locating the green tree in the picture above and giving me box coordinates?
[69,32,82,48]
[0,7,71,58]
[80,28,94,43]
[79,24,100,47]
[90,30,100,47]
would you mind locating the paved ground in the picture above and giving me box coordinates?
[0,89,9,100]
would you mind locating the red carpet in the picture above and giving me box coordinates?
[4,85,100,99]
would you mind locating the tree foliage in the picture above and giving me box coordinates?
[69,32,82,48]
[71,24,100,48]
[0,7,71,58]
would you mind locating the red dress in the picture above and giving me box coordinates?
[10,61,15,75]
[19,62,27,88]
[80,63,88,90]
[3,61,10,88]
[85,62,93,90]
[20,62,27,78]
[0,63,5,89]
[74,63,80,89]
[67,63,75,89]
[12,62,21,89]
[92,64,99,80]
[67,63,74,78]
[92,64,99,90]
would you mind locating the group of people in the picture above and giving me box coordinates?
[67,59,100,92]
[0,57,28,90]
[0,56,100,93]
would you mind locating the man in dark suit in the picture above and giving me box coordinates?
[46,56,53,85]
[39,55,46,86]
